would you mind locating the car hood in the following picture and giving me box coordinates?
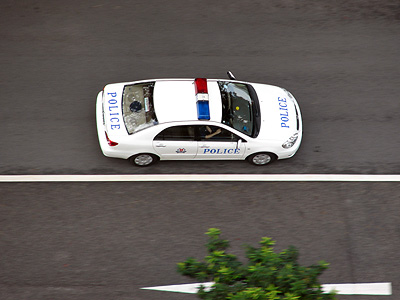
[252,83,299,141]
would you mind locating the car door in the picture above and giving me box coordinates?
[195,125,246,159]
[152,125,198,160]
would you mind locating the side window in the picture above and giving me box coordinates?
[154,125,195,141]
[198,125,241,142]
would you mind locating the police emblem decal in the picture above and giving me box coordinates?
[176,148,187,153]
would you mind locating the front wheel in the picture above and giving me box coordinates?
[129,153,159,167]
[247,152,276,166]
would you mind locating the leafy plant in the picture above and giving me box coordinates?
[177,228,336,300]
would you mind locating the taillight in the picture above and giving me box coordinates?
[105,132,118,146]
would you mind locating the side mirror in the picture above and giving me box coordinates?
[227,71,236,80]
[236,138,242,150]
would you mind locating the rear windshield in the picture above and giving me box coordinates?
[122,82,158,134]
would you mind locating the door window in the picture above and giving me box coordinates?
[154,125,196,141]
[198,125,241,142]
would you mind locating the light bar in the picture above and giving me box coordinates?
[194,78,208,94]
[194,78,210,120]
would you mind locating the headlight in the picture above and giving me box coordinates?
[282,132,298,149]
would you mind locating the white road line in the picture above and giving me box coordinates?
[141,282,392,295]
[0,174,400,182]
[141,282,213,294]
[322,282,392,295]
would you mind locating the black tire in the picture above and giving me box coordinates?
[129,153,159,167]
[247,152,276,166]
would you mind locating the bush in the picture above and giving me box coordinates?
[177,228,336,300]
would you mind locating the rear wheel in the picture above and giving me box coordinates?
[129,153,159,167]
[247,152,276,166]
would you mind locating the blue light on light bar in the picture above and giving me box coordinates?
[197,100,210,120]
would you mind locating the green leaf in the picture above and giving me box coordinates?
[177,229,337,300]
[206,228,222,238]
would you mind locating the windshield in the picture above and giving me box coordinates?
[122,82,158,134]
[218,81,256,137]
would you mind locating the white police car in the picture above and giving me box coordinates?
[96,72,302,166]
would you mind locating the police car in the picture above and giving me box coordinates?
[96,72,302,166]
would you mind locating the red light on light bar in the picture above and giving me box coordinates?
[105,132,118,146]
[195,78,208,94]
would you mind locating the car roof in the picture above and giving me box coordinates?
[153,79,223,124]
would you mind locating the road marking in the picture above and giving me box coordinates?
[322,282,392,295]
[0,174,400,182]
[141,282,392,295]
[142,282,213,294]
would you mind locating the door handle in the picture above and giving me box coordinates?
[200,145,210,148]
[155,143,166,148]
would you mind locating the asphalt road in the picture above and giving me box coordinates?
[1,1,399,299]
[1,182,399,300]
